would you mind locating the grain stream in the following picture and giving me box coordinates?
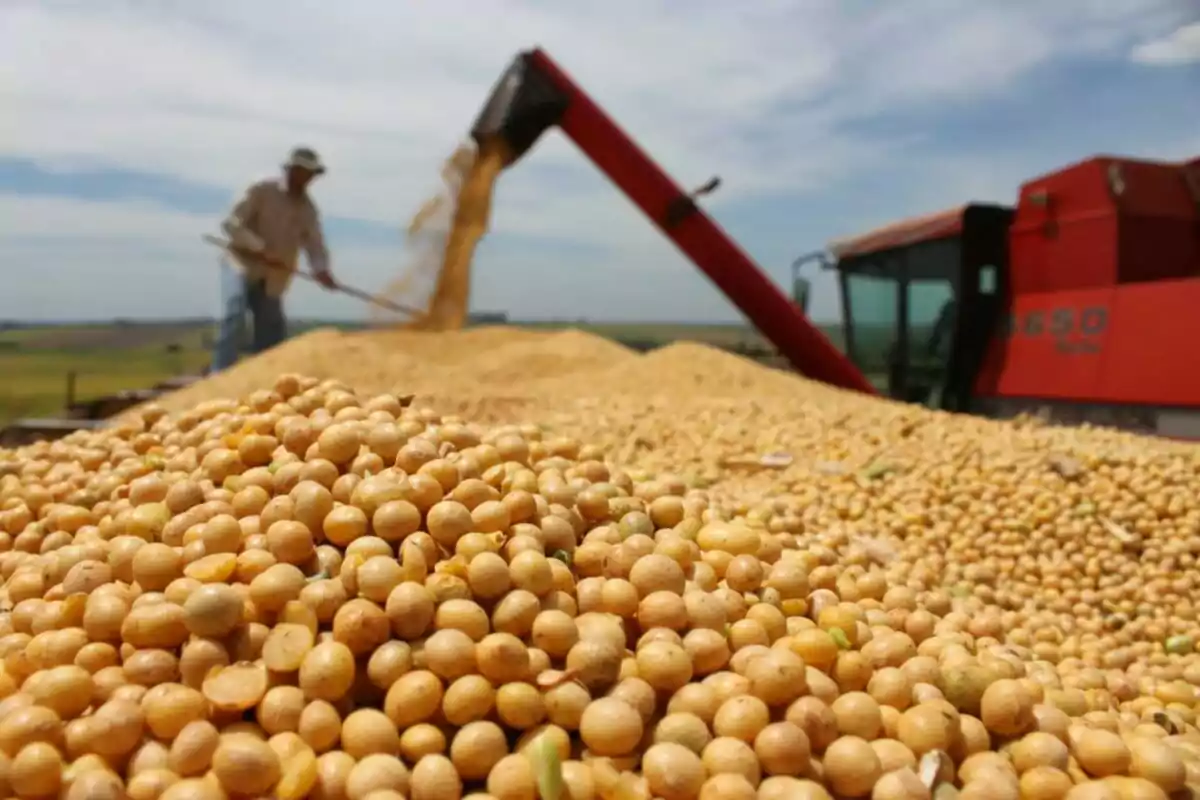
[375,137,511,330]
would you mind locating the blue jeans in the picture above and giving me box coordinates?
[211,260,287,371]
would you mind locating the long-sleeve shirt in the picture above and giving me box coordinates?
[221,178,330,298]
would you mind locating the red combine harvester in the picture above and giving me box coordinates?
[811,159,1200,437]
[472,48,1200,437]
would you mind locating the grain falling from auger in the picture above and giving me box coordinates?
[376,137,512,331]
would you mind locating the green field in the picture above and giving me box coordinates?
[0,347,212,423]
[0,320,856,426]
[0,322,208,424]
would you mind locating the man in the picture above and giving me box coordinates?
[212,146,336,371]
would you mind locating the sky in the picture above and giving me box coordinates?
[1,1,1198,325]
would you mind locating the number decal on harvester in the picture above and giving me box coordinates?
[1003,306,1108,354]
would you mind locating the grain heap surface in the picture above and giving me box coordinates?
[153,327,578,412]
[152,328,823,415]
[5,369,1200,800]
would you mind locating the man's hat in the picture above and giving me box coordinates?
[284,146,326,175]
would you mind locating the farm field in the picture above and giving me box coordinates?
[0,319,857,425]
[0,347,212,424]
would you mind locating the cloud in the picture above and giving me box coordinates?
[0,0,1195,323]
[1131,22,1200,66]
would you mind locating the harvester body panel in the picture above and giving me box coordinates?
[974,156,1200,420]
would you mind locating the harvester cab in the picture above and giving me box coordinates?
[821,205,1013,412]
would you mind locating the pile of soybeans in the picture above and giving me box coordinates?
[2,334,1200,800]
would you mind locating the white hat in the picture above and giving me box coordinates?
[284,146,326,175]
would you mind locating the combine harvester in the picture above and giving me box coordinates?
[468,48,1200,438]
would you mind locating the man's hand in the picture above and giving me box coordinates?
[313,270,337,290]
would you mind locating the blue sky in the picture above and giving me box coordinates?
[1,0,1197,323]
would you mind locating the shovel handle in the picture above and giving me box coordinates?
[201,235,421,316]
